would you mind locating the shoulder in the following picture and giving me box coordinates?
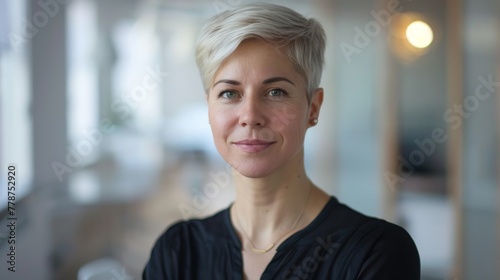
[326,199,418,248]
[321,199,420,279]
[346,214,420,280]
[154,207,230,250]
[356,219,421,279]
[363,218,419,257]
[143,208,231,279]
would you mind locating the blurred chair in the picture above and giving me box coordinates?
[77,257,133,280]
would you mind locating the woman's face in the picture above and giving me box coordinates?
[207,39,322,178]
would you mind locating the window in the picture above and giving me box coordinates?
[0,0,33,210]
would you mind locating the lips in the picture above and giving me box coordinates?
[232,139,276,153]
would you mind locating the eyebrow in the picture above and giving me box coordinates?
[212,79,241,88]
[262,77,295,86]
[212,76,295,88]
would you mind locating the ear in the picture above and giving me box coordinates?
[308,88,324,122]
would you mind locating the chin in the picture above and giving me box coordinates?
[229,160,279,178]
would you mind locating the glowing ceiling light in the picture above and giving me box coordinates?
[406,20,433,49]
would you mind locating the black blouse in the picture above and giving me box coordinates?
[143,196,420,279]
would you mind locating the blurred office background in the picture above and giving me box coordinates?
[0,0,498,279]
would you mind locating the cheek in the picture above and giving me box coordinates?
[275,108,309,152]
[269,104,308,136]
[283,122,307,149]
[209,107,232,142]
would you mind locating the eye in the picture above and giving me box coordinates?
[268,89,286,98]
[219,90,238,99]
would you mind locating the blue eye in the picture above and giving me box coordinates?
[219,90,238,99]
[268,89,286,97]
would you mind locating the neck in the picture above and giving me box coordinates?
[231,150,312,249]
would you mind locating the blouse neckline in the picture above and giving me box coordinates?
[224,196,338,251]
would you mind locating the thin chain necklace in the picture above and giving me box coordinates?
[234,183,312,254]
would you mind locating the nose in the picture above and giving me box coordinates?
[239,96,266,128]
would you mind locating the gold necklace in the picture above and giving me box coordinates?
[234,183,312,254]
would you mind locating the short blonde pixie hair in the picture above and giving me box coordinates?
[195,3,326,99]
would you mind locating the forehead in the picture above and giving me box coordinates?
[213,39,305,86]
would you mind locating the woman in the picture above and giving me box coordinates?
[144,3,420,279]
